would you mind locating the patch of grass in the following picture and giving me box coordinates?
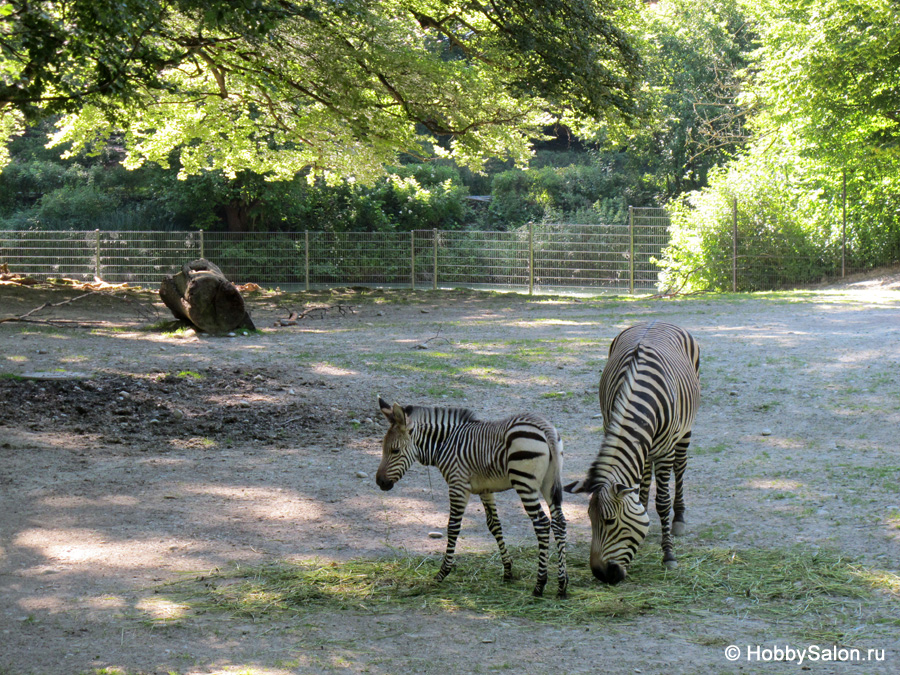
[693,442,728,456]
[176,370,204,380]
[164,544,894,633]
[0,373,25,381]
[540,391,574,400]
[142,320,187,333]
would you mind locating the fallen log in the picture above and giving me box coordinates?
[159,259,255,334]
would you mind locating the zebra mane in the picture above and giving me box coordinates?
[407,405,479,426]
[587,344,649,488]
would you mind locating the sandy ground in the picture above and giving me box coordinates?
[1,275,899,674]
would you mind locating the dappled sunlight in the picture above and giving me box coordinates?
[506,318,595,329]
[39,495,141,509]
[201,667,298,675]
[312,362,358,377]
[854,568,900,597]
[14,528,219,570]
[749,479,804,491]
[135,597,190,622]
[184,485,325,523]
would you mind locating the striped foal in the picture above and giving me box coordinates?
[375,398,568,598]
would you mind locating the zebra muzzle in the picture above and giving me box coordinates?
[376,474,394,491]
[591,561,627,585]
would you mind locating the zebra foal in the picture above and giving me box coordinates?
[375,397,568,598]
[567,321,700,584]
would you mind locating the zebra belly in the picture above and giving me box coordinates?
[469,475,513,495]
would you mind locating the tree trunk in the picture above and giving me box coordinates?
[159,259,255,334]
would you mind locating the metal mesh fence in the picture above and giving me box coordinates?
[3,205,894,293]
[0,220,671,294]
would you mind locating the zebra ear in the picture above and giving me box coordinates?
[378,397,393,420]
[564,479,590,494]
[614,483,639,499]
[391,402,409,429]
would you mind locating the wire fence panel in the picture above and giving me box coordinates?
[308,231,411,288]
[0,223,671,294]
[101,231,202,283]
[533,223,630,292]
[633,208,671,290]
[0,230,99,280]
[431,229,530,290]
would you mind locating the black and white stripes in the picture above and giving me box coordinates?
[375,398,568,598]
[568,321,700,584]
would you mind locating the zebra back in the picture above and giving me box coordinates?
[590,322,700,490]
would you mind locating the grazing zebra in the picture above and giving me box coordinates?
[567,321,700,585]
[375,397,568,598]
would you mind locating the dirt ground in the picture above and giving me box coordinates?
[1,274,899,675]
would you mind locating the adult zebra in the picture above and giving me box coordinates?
[567,321,700,585]
[375,398,568,598]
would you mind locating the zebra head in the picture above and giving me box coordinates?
[576,481,649,584]
[376,398,416,491]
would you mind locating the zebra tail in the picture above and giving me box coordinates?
[549,429,564,507]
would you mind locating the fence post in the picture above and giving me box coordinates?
[432,228,438,291]
[94,229,101,280]
[628,207,635,294]
[198,230,205,260]
[842,171,847,278]
[410,231,416,290]
[732,197,738,293]
[304,230,310,292]
[528,221,534,295]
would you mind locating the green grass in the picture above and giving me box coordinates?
[163,544,897,634]
[0,373,25,381]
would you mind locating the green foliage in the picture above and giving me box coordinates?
[3,0,642,181]
[657,0,900,291]
[487,153,656,229]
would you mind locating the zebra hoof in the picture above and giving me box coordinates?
[435,568,451,582]
[671,521,686,536]
[663,559,678,570]
[532,586,545,598]
[557,588,568,600]
[502,571,516,582]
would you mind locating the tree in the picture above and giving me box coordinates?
[626,0,755,198]
[2,1,642,177]
[746,0,900,162]
[658,0,900,292]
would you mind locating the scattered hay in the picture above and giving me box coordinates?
[166,544,898,635]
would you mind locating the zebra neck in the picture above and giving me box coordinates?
[588,433,647,488]
[410,421,456,468]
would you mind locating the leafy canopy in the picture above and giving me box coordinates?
[1,0,642,177]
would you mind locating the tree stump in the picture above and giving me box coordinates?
[159,259,255,334]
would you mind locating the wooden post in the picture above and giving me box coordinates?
[198,230,205,260]
[629,206,635,294]
[411,230,416,290]
[432,228,438,291]
[528,221,534,295]
[304,230,310,292]
[732,197,738,293]
[94,229,101,280]
[842,171,847,278]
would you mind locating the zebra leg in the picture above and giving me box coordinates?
[480,493,514,581]
[436,484,470,582]
[671,434,690,537]
[547,500,568,598]
[653,460,678,569]
[639,459,652,510]
[515,486,552,597]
